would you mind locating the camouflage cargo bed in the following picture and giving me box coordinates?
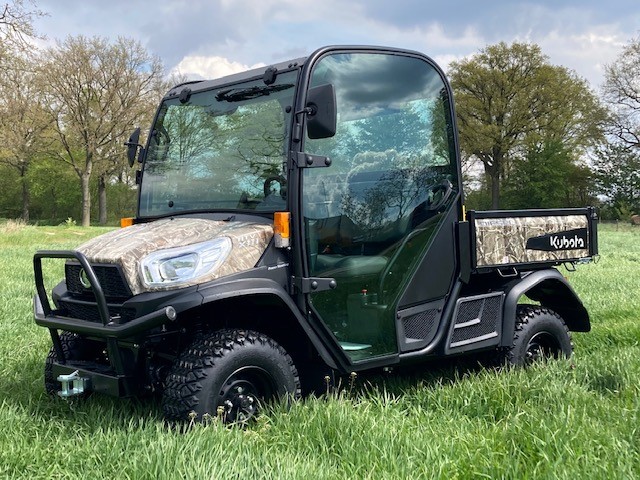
[467,208,598,271]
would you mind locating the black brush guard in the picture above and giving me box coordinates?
[33,250,177,397]
[34,250,177,337]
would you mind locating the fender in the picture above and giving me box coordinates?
[197,277,339,369]
[500,268,590,347]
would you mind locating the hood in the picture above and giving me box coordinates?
[76,218,273,295]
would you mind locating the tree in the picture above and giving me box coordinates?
[38,35,165,226]
[502,140,595,209]
[0,1,48,223]
[602,37,640,149]
[0,0,44,50]
[449,42,606,209]
[29,157,81,223]
[592,142,640,216]
[0,53,54,221]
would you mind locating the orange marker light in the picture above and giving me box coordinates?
[120,217,134,228]
[274,212,290,248]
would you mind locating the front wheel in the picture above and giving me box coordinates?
[505,306,573,367]
[162,329,300,424]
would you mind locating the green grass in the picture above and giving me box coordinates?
[0,223,638,479]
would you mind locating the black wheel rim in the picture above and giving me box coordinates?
[218,366,276,424]
[525,331,562,365]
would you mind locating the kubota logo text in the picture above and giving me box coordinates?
[549,234,585,250]
[525,227,589,252]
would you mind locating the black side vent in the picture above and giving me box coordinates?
[403,309,438,340]
[448,293,503,351]
[397,299,444,353]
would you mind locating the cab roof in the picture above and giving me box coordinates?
[165,56,308,100]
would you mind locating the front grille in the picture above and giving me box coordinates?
[58,299,136,324]
[66,263,131,300]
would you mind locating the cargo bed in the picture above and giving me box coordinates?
[467,207,598,272]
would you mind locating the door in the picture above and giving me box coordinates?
[301,50,459,363]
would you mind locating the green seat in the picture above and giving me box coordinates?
[316,254,387,277]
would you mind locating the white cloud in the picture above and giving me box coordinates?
[535,28,628,87]
[32,0,638,90]
[171,55,266,81]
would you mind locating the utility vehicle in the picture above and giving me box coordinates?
[33,45,598,423]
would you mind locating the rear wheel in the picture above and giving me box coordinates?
[505,306,573,367]
[162,329,300,424]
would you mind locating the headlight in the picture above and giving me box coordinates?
[140,237,232,288]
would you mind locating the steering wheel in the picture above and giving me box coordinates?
[425,179,454,211]
[263,175,287,199]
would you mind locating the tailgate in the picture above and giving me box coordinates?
[467,207,598,270]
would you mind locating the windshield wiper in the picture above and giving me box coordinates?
[215,84,294,102]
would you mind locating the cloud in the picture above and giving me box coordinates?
[170,55,265,80]
[534,27,629,87]
[32,0,639,89]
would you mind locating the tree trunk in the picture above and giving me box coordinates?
[482,159,501,210]
[98,174,108,225]
[49,186,57,222]
[489,150,503,210]
[81,172,91,227]
[490,171,500,210]
[20,168,30,223]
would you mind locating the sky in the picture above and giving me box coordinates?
[31,0,640,90]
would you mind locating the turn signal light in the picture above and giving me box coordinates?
[274,212,290,248]
[120,217,134,228]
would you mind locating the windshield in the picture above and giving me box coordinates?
[138,70,297,217]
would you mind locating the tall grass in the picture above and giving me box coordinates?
[0,224,638,479]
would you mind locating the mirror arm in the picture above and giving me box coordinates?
[294,106,316,117]
[291,107,315,143]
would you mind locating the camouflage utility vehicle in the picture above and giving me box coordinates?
[34,45,598,423]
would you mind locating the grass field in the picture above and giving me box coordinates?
[0,222,638,479]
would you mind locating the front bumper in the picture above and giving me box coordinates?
[33,250,205,338]
[34,294,177,339]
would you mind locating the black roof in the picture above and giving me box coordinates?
[165,56,307,99]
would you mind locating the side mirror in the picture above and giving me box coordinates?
[306,83,337,139]
[125,127,143,167]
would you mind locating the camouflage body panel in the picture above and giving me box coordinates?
[473,215,589,268]
[76,218,273,295]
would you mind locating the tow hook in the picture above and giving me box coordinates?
[57,370,89,398]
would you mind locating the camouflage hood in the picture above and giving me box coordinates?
[76,218,273,295]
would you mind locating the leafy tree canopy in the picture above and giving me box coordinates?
[592,142,640,217]
[449,41,606,209]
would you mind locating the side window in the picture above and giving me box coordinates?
[302,52,458,362]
